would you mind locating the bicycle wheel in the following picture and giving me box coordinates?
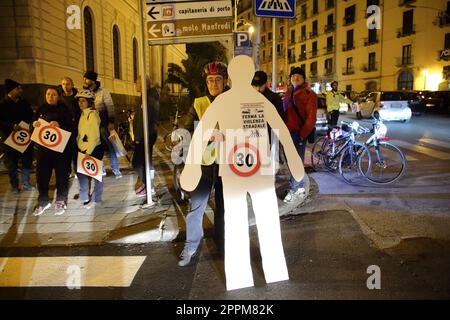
[364,141,407,184]
[339,142,371,184]
[310,136,327,170]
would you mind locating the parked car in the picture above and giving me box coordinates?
[421,91,450,113]
[359,91,412,122]
[402,90,428,116]
[316,94,328,134]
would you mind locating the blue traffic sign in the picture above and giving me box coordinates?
[234,32,252,57]
[255,0,296,19]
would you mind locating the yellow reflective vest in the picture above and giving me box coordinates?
[193,96,217,166]
[324,91,353,112]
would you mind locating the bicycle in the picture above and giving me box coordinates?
[163,104,183,152]
[311,121,372,184]
[359,115,407,184]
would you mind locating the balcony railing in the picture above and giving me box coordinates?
[342,67,355,75]
[396,56,414,67]
[362,63,378,72]
[364,36,379,46]
[342,43,355,51]
[397,25,416,38]
[300,35,307,42]
[288,56,296,64]
[311,10,319,17]
[324,46,335,54]
[324,24,336,33]
[324,68,335,76]
[309,31,319,39]
[343,16,355,26]
[298,54,307,61]
[310,71,318,78]
[310,51,318,58]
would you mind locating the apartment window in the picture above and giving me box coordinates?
[402,10,414,35]
[277,44,281,54]
[369,52,376,70]
[327,36,333,52]
[368,28,377,43]
[402,44,412,64]
[113,25,121,79]
[344,5,356,25]
[445,33,450,49]
[346,29,354,50]
[346,57,353,73]
[84,7,95,71]
[325,58,333,73]
[367,0,379,7]
[132,38,138,82]
[301,64,306,72]
[280,26,284,39]
[290,30,295,43]
[262,35,266,45]
[262,50,266,61]
[327,13,334,26]
[262,20,266,32]
[398,71,414,90]
[312,20,318,36]
[310,62,318,75]
[300,44,307,59]
[313,0,319,15]
[301,4,307,20]
[312,41,318,56]
[268,32,272,41]
[301,25,306,40]
[326,0,335,10]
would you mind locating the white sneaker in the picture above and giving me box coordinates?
[33,203,51,216]
[54,201,67,215]
[283,188,306,203]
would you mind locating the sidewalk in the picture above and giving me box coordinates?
[0,141,316,247]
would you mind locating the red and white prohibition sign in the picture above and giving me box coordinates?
[228,143,261,177]
[38,125,62,149]
[11,128,31,147]
[81,156,100,177]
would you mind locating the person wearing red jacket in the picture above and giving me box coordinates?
[282,67,317,202]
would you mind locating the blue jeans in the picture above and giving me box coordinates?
[77,173,103,203]
[289,132,308,192]
[100,127,120,175]
[185,174,224,253]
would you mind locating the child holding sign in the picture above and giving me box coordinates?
[75,89,104,209]
[32,87,74,216]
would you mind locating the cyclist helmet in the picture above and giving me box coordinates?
[75,89,96,100]
[202,61,228,80]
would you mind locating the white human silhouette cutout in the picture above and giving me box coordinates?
[180,55,304,291]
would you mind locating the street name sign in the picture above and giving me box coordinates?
[254,0,296,19]
[146,0,232,22]
[148,18,232,40]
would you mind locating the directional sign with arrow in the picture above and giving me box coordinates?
[147,6,160,20]
[148,24,162,37]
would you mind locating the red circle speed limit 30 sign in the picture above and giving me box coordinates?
[39,125,62,148]
[228,143,261,177]
[81,156,99,177]
[12,128,31,146]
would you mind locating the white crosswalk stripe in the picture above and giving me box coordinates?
[390,140,450,160]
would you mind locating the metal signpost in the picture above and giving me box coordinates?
[254,0,295,90]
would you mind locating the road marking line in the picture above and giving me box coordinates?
[0,256,146,287]
[390,140,450,160]
[418,138,450,150]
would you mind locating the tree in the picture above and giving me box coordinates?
[166,41,229,101]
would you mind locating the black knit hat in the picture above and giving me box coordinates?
[252,71,268,86]
[5,79,21,93]
[83,71,98,82]
[289,67,306,79]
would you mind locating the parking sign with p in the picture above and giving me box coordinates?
[234,31,252,57]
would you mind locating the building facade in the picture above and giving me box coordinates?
[0,0,186,110]
[241,0,450,93]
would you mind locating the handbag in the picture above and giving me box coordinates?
[291,91,316,144]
